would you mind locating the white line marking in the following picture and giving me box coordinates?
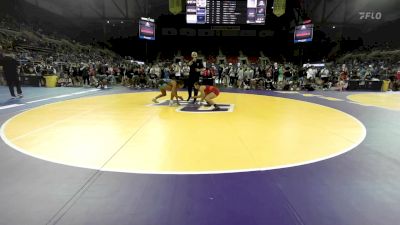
[26,98,52,104]
[26,89,100,104]
[0,104,24,110]
[53,94,74,99]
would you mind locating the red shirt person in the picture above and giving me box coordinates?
[192,82,220,110]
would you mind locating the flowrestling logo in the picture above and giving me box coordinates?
[359,12,382,20]
[150,100,234,113]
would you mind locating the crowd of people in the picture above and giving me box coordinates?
[114,57,400,92]
[2,14,400,99]
[2,48,400,96]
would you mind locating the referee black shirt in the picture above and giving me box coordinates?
[189,59,204,80]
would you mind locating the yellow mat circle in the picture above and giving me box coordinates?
[1,92,366,174]
[347,93,400,111]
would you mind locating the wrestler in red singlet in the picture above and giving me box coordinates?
[204,85,220,96]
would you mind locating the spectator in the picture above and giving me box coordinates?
[320,67,330,90]
[187,51,204,102]
[237,66,244,88]
[338,70,348,91]
[80,64,90,87]
[0,48,23,98]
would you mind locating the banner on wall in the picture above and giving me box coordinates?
[273,0,286,17]
[169,0,183,15]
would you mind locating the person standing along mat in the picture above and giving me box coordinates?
[0,47,23,99]
[187,51,204,103]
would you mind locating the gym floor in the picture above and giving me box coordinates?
[0,86,399,225]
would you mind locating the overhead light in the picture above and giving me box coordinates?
[332,25,336,29]
[107,20,110,24]
[121,21,124,24]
